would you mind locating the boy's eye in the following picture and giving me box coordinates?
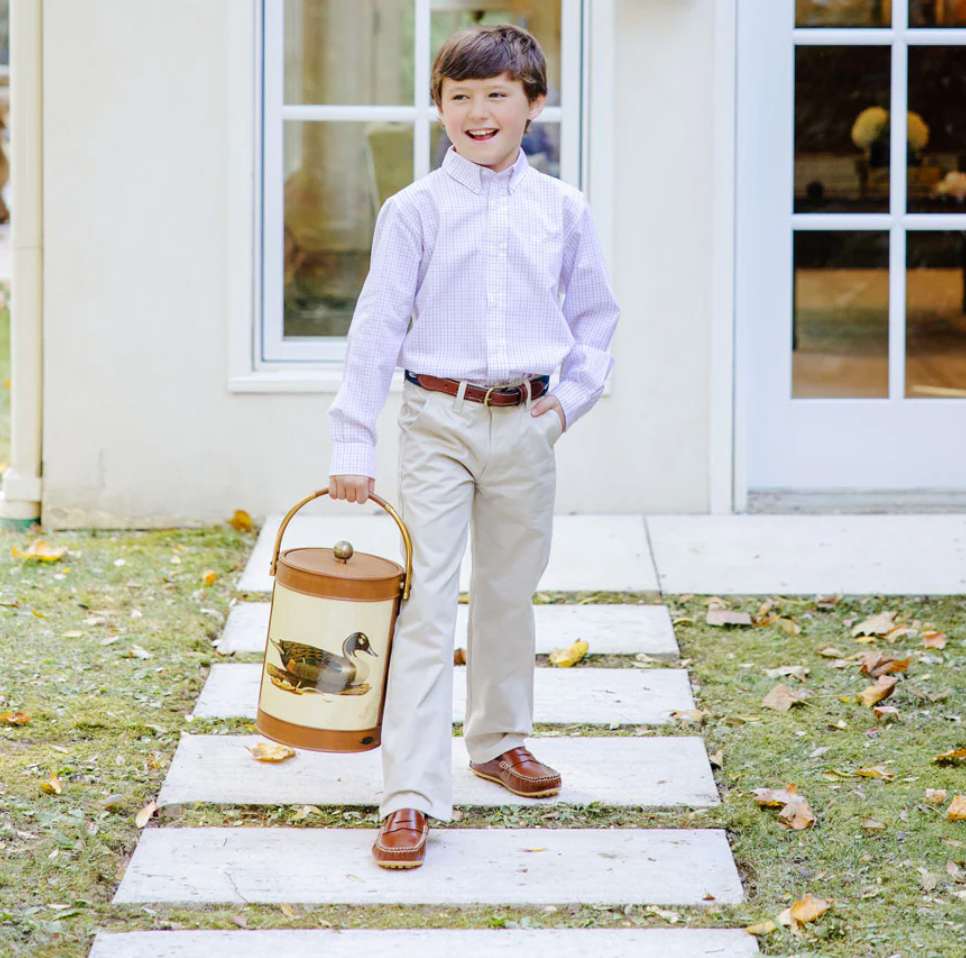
[451,93,506,100]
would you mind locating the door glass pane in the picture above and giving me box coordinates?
[906,232,966,398]
[796,0,891,27]
[431,120,561,178]
[283,121,414,337]
[908,47,966,214]
[795,47,891,213]
[793,232,890,398]
[910,1,966,27]
[430,1,562,107]
[284,0,416,106]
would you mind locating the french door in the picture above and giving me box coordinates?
[737,0,966,492]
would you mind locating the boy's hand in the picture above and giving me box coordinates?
[328,475,375,504]
[530,396,566,431]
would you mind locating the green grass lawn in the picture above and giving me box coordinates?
[0,545,963,957]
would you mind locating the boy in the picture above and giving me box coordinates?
[328,25,620,868]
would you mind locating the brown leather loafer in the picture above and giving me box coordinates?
[469,745,562,797]
[371,808,429,869]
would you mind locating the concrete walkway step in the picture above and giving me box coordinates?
[192,664,695,726]
[89,928,759,958]
[114,827,744,906]
[157,734,720,809]
[216,601,678,659]
[647,513,966,595]
[240,515,657,593]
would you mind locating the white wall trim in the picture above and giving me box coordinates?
[709,0,738,513]
[226,0,258,388]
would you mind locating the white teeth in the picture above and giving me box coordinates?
[468,129,497,135]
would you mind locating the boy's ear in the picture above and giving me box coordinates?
[527,94,548,122]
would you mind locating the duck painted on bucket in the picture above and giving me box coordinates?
[269,632,378,695]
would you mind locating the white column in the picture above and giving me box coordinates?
[0,0,44,528]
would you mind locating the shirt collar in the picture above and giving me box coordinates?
[442,144,530,194]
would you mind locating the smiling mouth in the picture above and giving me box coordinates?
[466,129,498,142]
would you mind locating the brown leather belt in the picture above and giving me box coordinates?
[404,370,550,407]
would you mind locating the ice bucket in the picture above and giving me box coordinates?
[255,489,412,752]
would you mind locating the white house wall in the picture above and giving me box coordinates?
[41,0,718,528]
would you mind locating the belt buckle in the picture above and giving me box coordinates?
[482,385,499,407]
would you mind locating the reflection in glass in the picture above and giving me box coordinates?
[431,121,561,178]
[795,47,891,214]
[284,0,416,106]
[793,232,890,398]
[430,0,562,107]
[906,232,966,398]
[908,47,966,214]
[910,0,966,27]
[796,0,891,27]
[283,122,414,338]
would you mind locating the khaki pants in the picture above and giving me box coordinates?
[379,377,562,822]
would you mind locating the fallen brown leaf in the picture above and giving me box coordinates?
[548,639,588,668]
[790,893,830,926]
[0,711,31,725]
[873,704,900,722]
[762,683,812,711]
[11,539,67,562]
[856,766,895,781]
[858,651,910,678]
[669,708,710,726]
[229,510,253,532]
[280,903,296,918]
[135,800,159,828]
[949,796,966,821]
[40,772,63,795]
[816,646,846,658]
[203,570,219,586]
[706,609,752,627]
[851,610,897,637]
[775,617,802,636]
[856,675,899,707]
[925,788,948,804]
[861,818,888,831]
[764,665,809,682]
[453,647,467,666]
[247,742,297,763]
[923,631,948,650]
[934,748,966,764]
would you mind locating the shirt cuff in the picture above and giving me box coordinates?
[549,380,591,431]
[328,442,377,481]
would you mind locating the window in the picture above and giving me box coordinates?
[258,0,586,366]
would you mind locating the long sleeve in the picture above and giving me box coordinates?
[550,194,621,429]
[328,196,423,479]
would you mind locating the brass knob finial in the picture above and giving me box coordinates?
[333,540,354,562]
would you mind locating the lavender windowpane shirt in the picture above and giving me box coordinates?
[328,144,620,479]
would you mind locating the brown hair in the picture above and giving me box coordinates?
[431,25,548,134]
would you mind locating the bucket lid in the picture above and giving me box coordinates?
[276,541,404,601]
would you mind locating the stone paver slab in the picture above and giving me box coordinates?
[89,928,759,958]
[157,734,719,808]
[114,827,743,905]
[240,515,656,593]
[647,514,966,595]
[192,664,694,725]
[216,601,678,659]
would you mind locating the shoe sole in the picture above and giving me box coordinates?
[373,858,424,869]
[470,767,562,798]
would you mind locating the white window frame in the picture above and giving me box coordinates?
[228,0,616,392]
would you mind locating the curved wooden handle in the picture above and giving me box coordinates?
[268,489,412,600]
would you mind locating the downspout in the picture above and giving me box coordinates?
[0,0,43,531]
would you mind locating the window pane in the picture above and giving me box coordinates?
[284,0,416,106]
[430,1,562,107]
[795,46,891,213]
[907,47,966,214]
[796,0,891,27]
[283,121,414,338]
[793,232,890,398]
[431,121,561,178]
[910,0,966,27]
[906,232,966,398]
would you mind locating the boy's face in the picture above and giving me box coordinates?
[437,73,546,174]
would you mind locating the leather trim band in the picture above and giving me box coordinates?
[256,709,382,752]
[276,554,403,601]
